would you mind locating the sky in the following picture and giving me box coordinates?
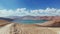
[0,0,60,17]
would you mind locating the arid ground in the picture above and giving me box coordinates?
[0,20,60,34]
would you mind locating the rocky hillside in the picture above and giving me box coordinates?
[36,19,60,27]
[0,20,11,26]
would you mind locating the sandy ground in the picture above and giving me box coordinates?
[15,24,60,34]
[0,23,60,34]
[0,23,14,34]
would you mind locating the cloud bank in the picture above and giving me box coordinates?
[0,8,60,17]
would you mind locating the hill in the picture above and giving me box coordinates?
[36,19,60,27]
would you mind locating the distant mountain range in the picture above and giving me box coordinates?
[7,16,60,20]
[0,16,60,22]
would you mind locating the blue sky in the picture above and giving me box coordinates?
[0,0,60,17]
[0,0,60,9]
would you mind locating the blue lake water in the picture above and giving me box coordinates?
[12,20,48,24]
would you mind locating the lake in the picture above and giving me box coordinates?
[12,20,48,24]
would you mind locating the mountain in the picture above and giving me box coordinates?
[8,16,60,20]
[0,17,14,21]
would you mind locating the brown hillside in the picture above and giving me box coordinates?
[36,19,60,27]
[0,20,10,26]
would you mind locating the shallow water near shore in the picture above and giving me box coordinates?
[12,20,48,24]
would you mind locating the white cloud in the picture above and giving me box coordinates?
[30,8,57,16]
[0,8,60,17]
